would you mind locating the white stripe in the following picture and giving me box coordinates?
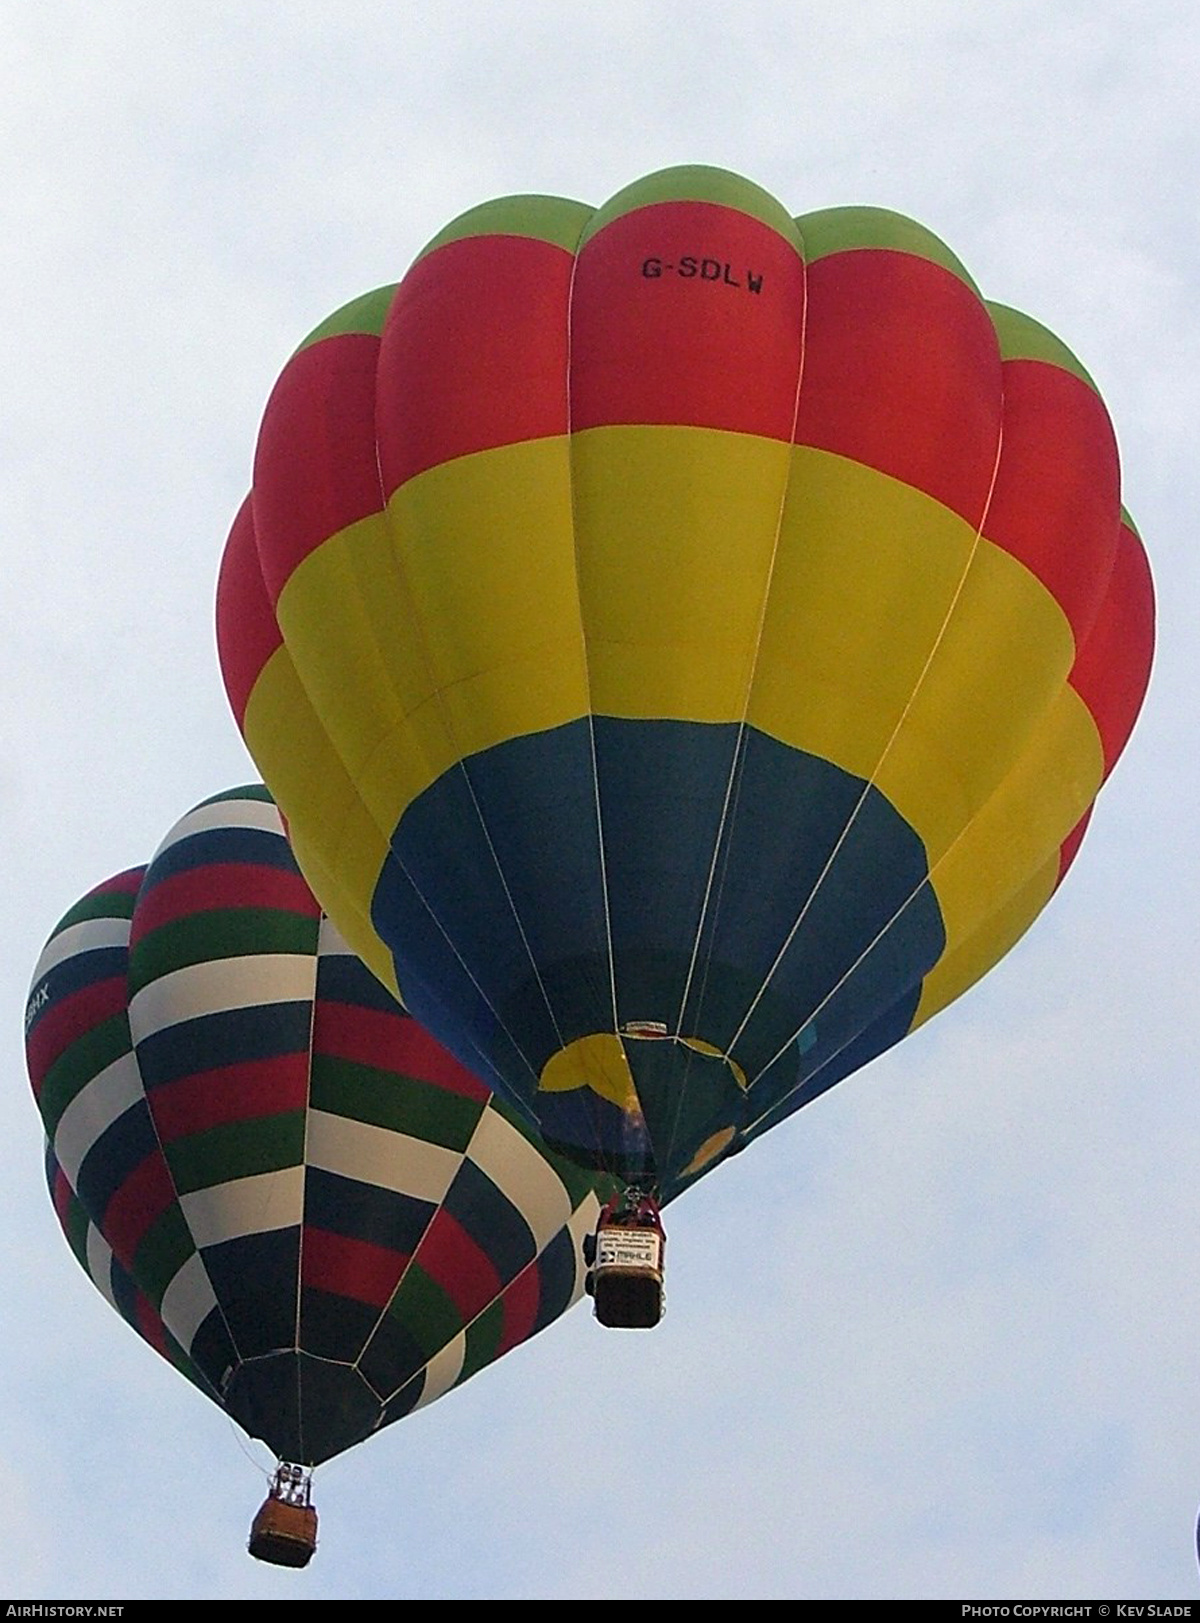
[84,1225,121,1312]
[466,1106,571,1251]
[409,1332,466,1411]
[30,913,131,985]
[180,1165,304,1248]
[128,953,316,1041]
[159,1249,219,1351]
[148,792,283,863]
[307,1109,461,1203]
[54,1051,144,1186]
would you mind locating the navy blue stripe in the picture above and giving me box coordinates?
[746,982,923,1143]
[316,951,406,1014]
[202,1228,301,1359]
[441,1159,536,1284]
[27,949,128,1038]
[295,1354,381,1465]
[106,1250,160,1348]
[374,717,610,1087]
[529,1225,578,1334]
[75,1102,159,1229]
[145,824,297,883]
[188,1303,240,1396]
[379,1370,426,1426]
[304,1167,435,1253]
[594,716,739,982]
[221,1354,299,1458]
[371,849,525,1096]
[697,738,941,1082]
[300,1286,381,1364]
[222,1350,383,1465]
[380,717,945,1191]
[134,1001,313,1088]
[358,1310,432,1402]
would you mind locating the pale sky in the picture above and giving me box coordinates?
[2,1,1197,1600]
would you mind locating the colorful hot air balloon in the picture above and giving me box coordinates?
[26,787,607,1562]
[216,165,1154,1237]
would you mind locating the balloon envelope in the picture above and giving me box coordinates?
[217,165,1154,1199]
[27,787,605,1465]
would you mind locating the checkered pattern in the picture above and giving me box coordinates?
[27,787,609,1464]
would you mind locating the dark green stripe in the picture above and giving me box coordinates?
[296,285,398,353]
[63,1196,94,1271]
[49,888,136,934]
[458,1294,504,1382]
[164,1112,305,1195]
[988,301,1099,390]
[310,1057,482,1150]
[797,204,980,294]
[130,1204,197,1303]
[383,1264,463,1364]
[580,165,802,252]
[37,1014,130,1134]
[413,195,592,265]
[194,783,274,809]
[128,909,318,992]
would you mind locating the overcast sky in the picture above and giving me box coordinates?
[3,0,1197,1600]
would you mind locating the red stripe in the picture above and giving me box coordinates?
[27,977,128,1092]
[216,498,282,726]
[377,234,573,494]
[495,1258,540,1355]
[795,249,1001,527]
[252,332,385,600]
[984,358,1121,645]
[102,1150,178,1269]
[569,201,805,439]
[52,1165,75,1231]
[301,1226,409,1309]
[147,1054,310,1141]
[1068,518,1155,777]
[417,1209,503,1321]
[92,869,143,899]
[133,1293,171,1358]
[313,1002,490,1101]
[1057,808,1092,885]
[130,863,318,945]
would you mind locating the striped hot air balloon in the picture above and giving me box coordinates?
[216,165,1154,1205]
[26,787,607,1485]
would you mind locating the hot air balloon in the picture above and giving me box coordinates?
[216,165,1154,1324]
[26,787,608,1563]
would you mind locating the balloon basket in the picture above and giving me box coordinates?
[249,1464,318,1567]
[593,1268,664,1329]
[585,1191,666,1329]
